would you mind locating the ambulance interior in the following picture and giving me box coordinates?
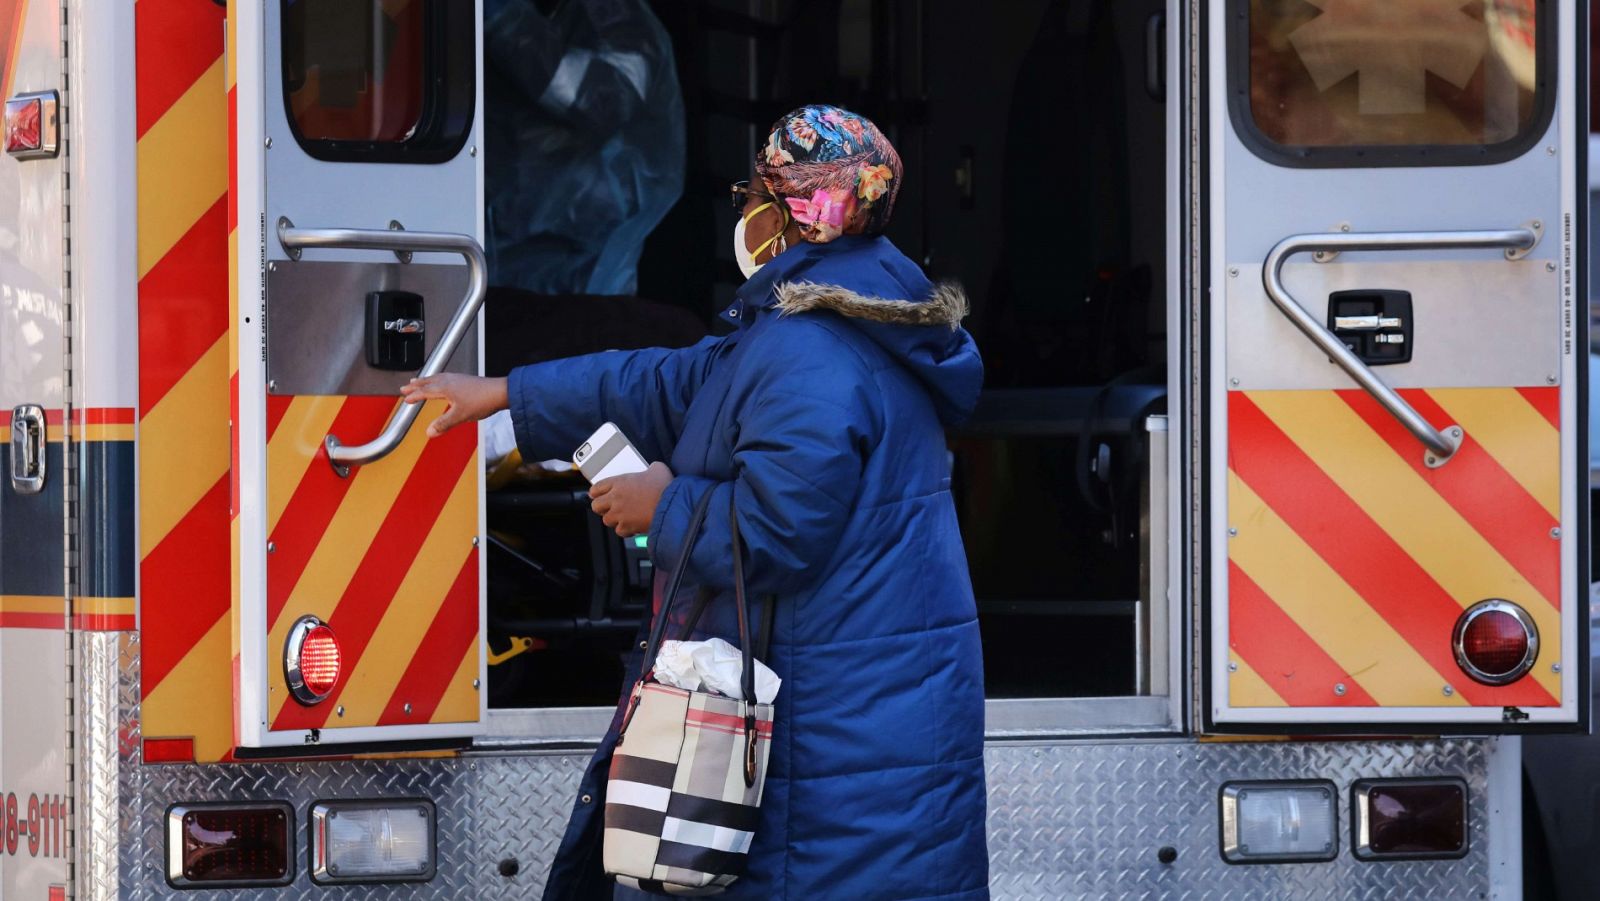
[475,0,1171,713]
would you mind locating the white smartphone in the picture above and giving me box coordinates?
[573,422,650,483]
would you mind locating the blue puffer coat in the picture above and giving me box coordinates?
[509,234,989,901]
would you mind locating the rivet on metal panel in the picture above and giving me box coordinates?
[1449,427,1462,438]
[1229,378,1239,387]
[335,705,344,717]
[268,260,277,272]
[581,794,592,804]
[1227,662,1238,672]
[1334,683,1347,696]
[472,678,481,690]
[404,702,413,715]
[1547,145,1556,155]
[1551,527,1562,539]
[266,541,276,553]
[1228,266,1239,277]
[1547,374,1558,384]
[1547,261,1558,272]
[1552,662,1562,674]
[1339,223,1351,232]
[1227,527,1238,537]
[470,145,478,157]
[472,535,480,547]
[267,379,277,393]
[265,136,273,149]
[1443,685,1454,697]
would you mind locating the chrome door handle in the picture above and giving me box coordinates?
[1260,226,1540,467]
[10,404,45,494]
[276,219,487,476]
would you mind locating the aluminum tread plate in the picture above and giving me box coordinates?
[108,642,1490,898]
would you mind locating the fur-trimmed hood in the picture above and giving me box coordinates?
[731,234,981,426]
[773,281,970,330]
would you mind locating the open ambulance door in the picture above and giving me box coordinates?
[230,0,485,751]
[1203,0,1586,731]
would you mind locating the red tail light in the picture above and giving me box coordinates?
[1452,600,1537,686]
[1353,779,1469,860]
[166,802,293,887]
[285,616,342,704]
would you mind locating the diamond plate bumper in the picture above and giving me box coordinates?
[99,638,1498,899]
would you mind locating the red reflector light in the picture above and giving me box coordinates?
[166,802,293,887]
[5,97,39,153]
[143,737,196,765]
[1353,779,1468,860]
[285,616,342,704]
[1452,599,1538,685]
[3,91,56,159]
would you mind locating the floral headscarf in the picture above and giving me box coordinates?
[755,104,902,244]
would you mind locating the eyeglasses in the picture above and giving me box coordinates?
[730,180,776,212]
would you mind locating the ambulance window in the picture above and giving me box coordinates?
[280,0,475,163]
[1234,0,1552,166]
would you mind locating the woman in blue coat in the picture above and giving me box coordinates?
[405,105,989,900]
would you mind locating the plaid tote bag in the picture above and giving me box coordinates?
[604,493,776,895]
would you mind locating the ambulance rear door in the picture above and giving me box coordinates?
[231,0,485,750]
[1204,0,1586,730]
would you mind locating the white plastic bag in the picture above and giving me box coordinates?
[654,638,780,704]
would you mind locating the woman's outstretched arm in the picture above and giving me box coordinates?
[402,334,728,462]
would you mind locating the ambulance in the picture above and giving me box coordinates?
[0,0,1585,897]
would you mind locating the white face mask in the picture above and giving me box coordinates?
[734,201,787,280]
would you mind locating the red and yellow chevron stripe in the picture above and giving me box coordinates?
[261,399,480,731]
[136,0,233,763]
[1227,387,1562,708]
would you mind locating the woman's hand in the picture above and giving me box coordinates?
[590,462,674,538]
[400,374,509,437]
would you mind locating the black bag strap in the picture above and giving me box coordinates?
[727,496,761,787]
[728,497,755,713]
[754,594,777,663]
[634,489,717,687]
